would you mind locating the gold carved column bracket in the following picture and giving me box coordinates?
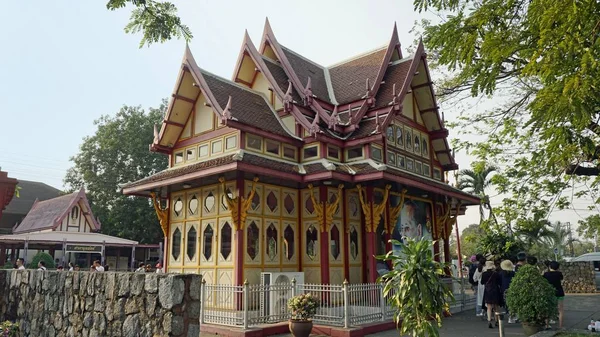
[150,192,169,238]
[307,184,344,232]
[357,184,391,232]
[388,189,408,234]
[219,176,259,231]
[435,200,462,240]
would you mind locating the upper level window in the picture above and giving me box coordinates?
[212,140,223,154]
[186,148,196,161]
[199,144,209,157]
[225,135,238,150]
[386,126,394,144]
[327,145,340,160]
[174,152,184,164]
[302,144,319,160]
[346,146,363,160]
[246,134,262,151]
[266,140,280,156]
[283,145,297,160]
[371,145,383,162]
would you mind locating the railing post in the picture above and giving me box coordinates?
[379,283,385,321]
[291,278,297,298]
[243,279,249,330]
[343,279,350,328]
[200,279,206,325]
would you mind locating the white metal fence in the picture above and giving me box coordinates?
[199,278,474,329]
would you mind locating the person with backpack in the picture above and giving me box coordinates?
[468,254,483,316]
[481,260,502,328]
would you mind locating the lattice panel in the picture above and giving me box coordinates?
[346,191,361,220]
[202,187,218,217]
[170,223,184,265]
[264,187,281,217]
[246,181,263,215]
[281,189,298,218]
[244,217,262,265]
[328,187,342,219]
[171,194,186,221]
[302,190,319,219]
[219,182,236,214]
[200,220,216,265]
[264,219,280,265]
[302,221,320,264]
[184,221,199,265]
[186,192,200,219]
[329,221,344,264]
[348,222,361,263]
[218,218,234,265]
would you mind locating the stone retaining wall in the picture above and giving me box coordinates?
[0,270,201,337]
[561,261,596,293]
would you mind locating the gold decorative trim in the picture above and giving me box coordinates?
[219,177,259,231]
[388,189,407,234]
[307,184,344,232]
[150,192,169,237]
[357,184,391,232]
[435,201,462,240]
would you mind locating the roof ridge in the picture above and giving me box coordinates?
[280,45,325,69]
[322,66,338,105]
[32,190,77,205]
[327,45,388,69]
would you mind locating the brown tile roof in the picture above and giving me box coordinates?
[304,163,329,174]
[201,71,293,138]
[261,57,302,103]
[280,46,332,103]
[374,60,412,109]
[347,116,389,140]
[242,153,299,174]
[3,180,62,216]
[329,48,387,104]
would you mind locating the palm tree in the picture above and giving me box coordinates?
[457,164,499,224]
[543,222,578,257]
[515,216,557,254]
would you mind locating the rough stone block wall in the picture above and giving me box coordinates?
[561,261,596,293]
[0,270,201,337]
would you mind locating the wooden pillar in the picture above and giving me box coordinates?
[365,186,378,283]
[433,241,440,262]
[0,244,5,265]
[342,190,350,282]
[319,185,330,285]
[234,175,245,286]
[116,247,121,271]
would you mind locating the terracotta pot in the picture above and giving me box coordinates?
[521,322,543,336]
[289,319,313,337]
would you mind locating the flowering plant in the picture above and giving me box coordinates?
[288,293,320,321]
[1,321,19,337]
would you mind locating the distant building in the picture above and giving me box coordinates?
[0,180,62,234]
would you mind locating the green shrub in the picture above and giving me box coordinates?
[2,261,15,269]
[26,252,55,269]
[506,264,558,326]
[0,320,19,337]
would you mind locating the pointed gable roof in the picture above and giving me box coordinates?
[279,45,333,103]
[12,188,101,234]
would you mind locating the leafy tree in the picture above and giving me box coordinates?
[459,223,485,259]
[577,214,600,246]
[457,162,498,224]
[412,0,600,228]
[379,238,453,337]
[27,252,55,269]
[514,215,556,252]
[106,0,192,47]
[477,221,526,260]
[64,103,167,243]
[543,222,578,257]
[573,240,596,256]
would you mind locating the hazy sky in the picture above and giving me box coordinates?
[0,0,596,232]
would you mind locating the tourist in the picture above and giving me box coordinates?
[155,263,164,273]
[57,266,64,271]
[135,262,145,273]
[68,262,74,271]
[500,259,516,323]
[15,258,25,270]
[145,264,152,273]
[93,260,105,272]
[37,261,47,271]
[104,264,109,272]
[468,254,483,316]
[543,261,564,329]
[481,260,502,328]
[472,256,487,317]
[515,252,527,272]
[74,265,80,271]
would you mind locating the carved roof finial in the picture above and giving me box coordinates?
[222,96,233,121]
[374,112,381,133]
[328,105,340,129]
[304,77,313,106]
[283,81,293,112]
[365,78,375,106]
[310,112,320,136]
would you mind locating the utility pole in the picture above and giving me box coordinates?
[566,222,575,256]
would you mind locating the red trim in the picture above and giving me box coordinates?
[235,174,245,286]
[175,127,237,148]
[344,134,383,147]
[319,185,330,284]
[171,93,195,104]
[342,190,350,282]
[163,119,186,128]
[365,186,377,283]
[237,163,302,182]
[225,120,303,147]
[429,128,449,140]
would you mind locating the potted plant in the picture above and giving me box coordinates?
[378,237,454,337]
[506,264,558,336]
[288,293,320,337]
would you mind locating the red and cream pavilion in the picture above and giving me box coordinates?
[121,20,480,286]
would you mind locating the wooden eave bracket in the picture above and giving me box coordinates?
[150,192,169,238]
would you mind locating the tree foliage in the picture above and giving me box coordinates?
[106,0,192,48]
[578,214,600,242]
[379,238,453,337]
[458,223,485,259]
[413,0,600,227]
[457,162,498,224]
[64,103,167,244]
[27,252,55,269]
[477,220,526,260]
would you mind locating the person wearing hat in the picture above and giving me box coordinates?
[515,252,527,272]
[472,257,487,317]
[481,260,502,328]
[155,263,164,273]
[500,260,516,323]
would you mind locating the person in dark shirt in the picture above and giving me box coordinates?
[500,260,516,323]
[515,252,527,272]
[481,261,502,328]
[543,261,564,329]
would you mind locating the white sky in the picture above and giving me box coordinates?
[0,0,597,234]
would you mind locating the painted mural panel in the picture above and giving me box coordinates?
[390,196,433,256]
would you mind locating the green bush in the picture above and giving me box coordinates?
[2,261,15,269]
[506,264,558,326]
[0,320,19,336]
[26,252,55,269]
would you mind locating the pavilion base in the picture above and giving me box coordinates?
[199,320,399,337]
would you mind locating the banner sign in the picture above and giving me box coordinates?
[66,245,102,253]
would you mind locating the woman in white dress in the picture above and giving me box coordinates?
[473,257,486,317]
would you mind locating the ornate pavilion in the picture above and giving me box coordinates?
[121,20,480,286]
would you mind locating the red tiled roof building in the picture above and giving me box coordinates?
[122,20,479,285]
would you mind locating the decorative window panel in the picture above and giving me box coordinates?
[170,223,183,264]
[329,221,342,263]
[281,189,298,218]
[346,146,363,160]
[283,145,297,160]
[395,125,404,149]
[346,192,361,220]
[265,219,280,265]
[186,192,200,219]
[211,140,223,154]
[245,218,261,265]
[219,182,235,214]
[302,190,318,219]
[328,188,342,218]
[201,187,218,217]
[348,223,361,262]
[415,161,423,175]
[246,182,263,214]
[397,154,405,169]
[406,158,414,171]
[422,134,430,158]
[433,167,442,181]
[198,144,209,157]
[386,126,395,145]
[371,145,383,162]
[282,221,297,264]
[304,222,319,263]
[388,151,396,166]
[225,135,238,151]
[265,140,280,156]
[327,145,340,160]
[174,152,184,165]
[423,164,431,177]
[185,222,198,263]
[186,148,196,161]
[218,218,233,264]
[264,187,280,216]
[246,134,262,151]
[302,144,319,161]
[413,132,422,155]
[171,194,185,220]
[404,126,413,153]
[201,220,215,264]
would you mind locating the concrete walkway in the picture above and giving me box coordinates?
[367,293,600,337]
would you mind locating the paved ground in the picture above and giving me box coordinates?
[367,293,600,337]
[200,293,600,337]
